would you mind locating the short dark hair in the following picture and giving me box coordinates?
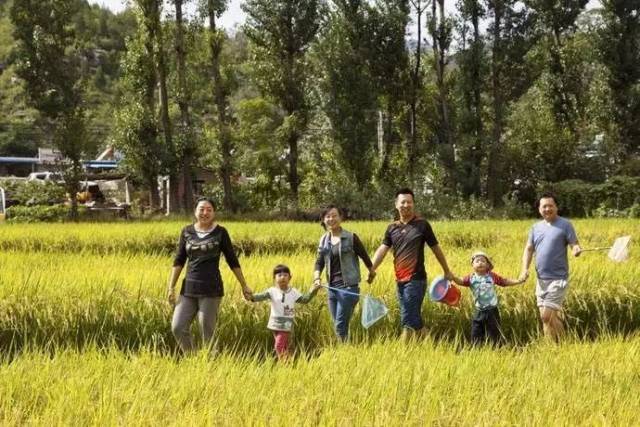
[537,192,558,208]
[319,204,343,229]
[195,197,216,210]
[273,264,291,277]
[395,188,415,200]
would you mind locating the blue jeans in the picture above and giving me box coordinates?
[327,285,360,341]
[397,279,426,330]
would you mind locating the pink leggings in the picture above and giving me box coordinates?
[273,331,290,358]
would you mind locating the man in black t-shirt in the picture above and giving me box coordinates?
[371,188,453,340]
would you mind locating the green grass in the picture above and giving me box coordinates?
[1,218,636,255]
[1,338,639,425]
[0,219,638,353]
[0,219,638,423]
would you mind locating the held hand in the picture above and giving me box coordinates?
[312,282,323,292]
[242,286,253,301]
[167,288,176,306]
[444,270,455,281]
[367,269,377,284]
[572,245,582,257]
[517,270,529,283]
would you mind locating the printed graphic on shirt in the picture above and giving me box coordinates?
[383,217,438,282]
[463,272,505,310]
[266,287,303,332]
[172,225,240,298]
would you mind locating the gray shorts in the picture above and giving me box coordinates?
[536,279,569,310]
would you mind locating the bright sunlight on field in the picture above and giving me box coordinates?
[0,219,638,424]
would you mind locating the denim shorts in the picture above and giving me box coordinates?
[396,279,426,330]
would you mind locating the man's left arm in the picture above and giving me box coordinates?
[423,222,452,279]
[430,245,452,279]
[567,222,582,257]
[570,242,582,257]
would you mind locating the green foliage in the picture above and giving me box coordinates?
[525,0,588,131]
[454,0,486,197]
[1,0,638,219]
[597,0,640,158]
[12,181,66,205]
[11,1,82,118]
[10,0,94,219]
[6,204,69,222]
[0,1,135,156]
[243,0,322,202]
[315,2,380,187]
[542,175,640,217]
[112,3,165,207]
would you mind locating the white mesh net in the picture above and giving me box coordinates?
[361,295,389,329]
[608,235,631,263]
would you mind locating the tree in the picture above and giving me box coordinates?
[206,0,236,212]
[243,0,322,206]
[456,0,485,197]
[485,0,538,204]
[174,0,196,212]
[525,0,588,134]
[142,0,177,212]
[598,0,640,160]
[318,0,379,188]
[369,0,411,181]
[407,0,430,178]
[11,0,89,219]
[114,3,162,209]
[429,0,456,194]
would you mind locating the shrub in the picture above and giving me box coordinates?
[20,181,66,205]
[6,204,86,222]
[541,176,640,217]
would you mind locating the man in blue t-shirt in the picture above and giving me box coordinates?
[520,193,582,341]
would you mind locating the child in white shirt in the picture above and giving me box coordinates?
[251,264,321,360]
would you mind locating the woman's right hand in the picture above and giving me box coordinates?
[167,287,177,306]
[242,286,254,301]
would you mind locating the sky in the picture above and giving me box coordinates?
[88,0,601,34]
[87,0,460,34]
[88,0,246,29]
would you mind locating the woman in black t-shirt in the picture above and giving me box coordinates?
[167,197,253,353]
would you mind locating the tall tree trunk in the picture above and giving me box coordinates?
[148,175,160,208]
[432,0,456,194]
[139,0,160,210]
[65,158,83,221]
[548,28,576,135]
[151,0,178,213]
[287,125,299,205]
[283,46,301,206]
[174,0,195,212]
[469,0,483,196]
[378,110,390,176]
[487,0,504,206]
[208,0,235,212]
[408,0,427,180]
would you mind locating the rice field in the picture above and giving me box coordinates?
[0,218,638,424]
